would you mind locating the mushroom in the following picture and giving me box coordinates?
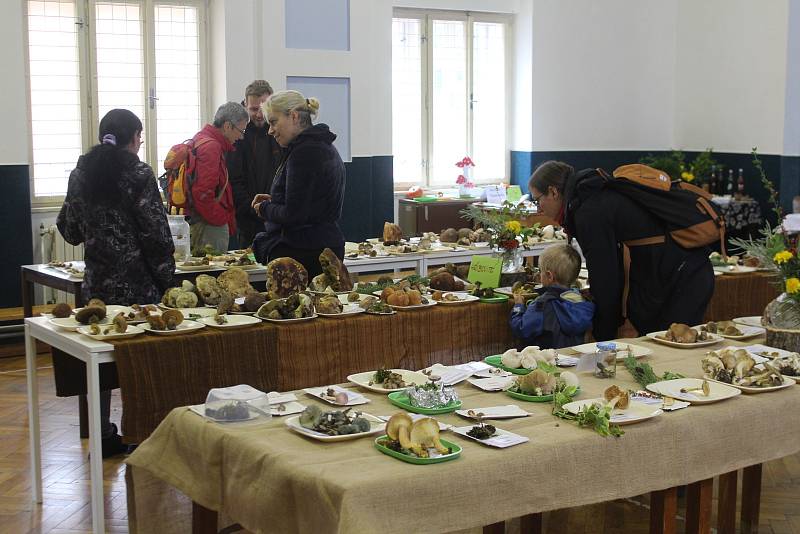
[51,302,72,319]
[603,385,629,411]
[719,350,737,370]
[680,379,711,396]
[733,353,756,379]
[517,369,556,396]
[112,313,128,333]
[559,371,580,388]
[409,417,450,456]
[162,309,184,330]
[75,305,106,325]
[500,348,522,369]
[385,413,423,456]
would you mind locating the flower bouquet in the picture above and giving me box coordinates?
[461,201,538,273]
[730,150,800,350]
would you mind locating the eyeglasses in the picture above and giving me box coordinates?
[230,123,245,136]
[532,192,546,204]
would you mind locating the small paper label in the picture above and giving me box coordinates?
[485,185,507,204]
[506,185,522,203]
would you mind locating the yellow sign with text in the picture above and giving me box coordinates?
[467,255,503,288]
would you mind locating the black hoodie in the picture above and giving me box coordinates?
[563,170,714,340]
[253,123,346,261]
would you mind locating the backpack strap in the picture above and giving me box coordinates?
[621,236,666,318]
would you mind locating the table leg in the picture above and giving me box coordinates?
[741,464,763,534]
[22,273,35,318]
[25,324,42,503]
[717,471,738,534]
[483,521,505,534]
[649,487,677,534]
[86,358,105,534]
[685,478,713,534]
[192,502,218,534]
[520,512,542,534]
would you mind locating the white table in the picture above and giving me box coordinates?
[420,241,556,272]
[343,254,424,274]
[25,316,114,534]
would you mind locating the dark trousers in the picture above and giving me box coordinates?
[268,243,345,280]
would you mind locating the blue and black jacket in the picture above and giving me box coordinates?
[509,285,595,349]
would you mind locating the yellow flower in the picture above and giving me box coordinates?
[505,220,522,234]
[774,250,794,264]
[786,277,800,294]
[681,171,695,182]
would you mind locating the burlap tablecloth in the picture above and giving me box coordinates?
[113,303,516,443]
[126,335,800,534]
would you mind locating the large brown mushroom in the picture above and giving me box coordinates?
[385,413,422,455]
[409,417,450,455]
[603,385,629,411]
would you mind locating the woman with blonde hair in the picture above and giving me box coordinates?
[251,90,346,278]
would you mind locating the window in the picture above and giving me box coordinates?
[25,0,207,201]
[392,10,508,188]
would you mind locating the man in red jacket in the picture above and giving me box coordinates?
[189,101,249,254]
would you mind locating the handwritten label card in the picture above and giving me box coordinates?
[467,255,502,288]
[485,185,507,205]
[506,185,522,203]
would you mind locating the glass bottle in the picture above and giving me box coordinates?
[737,168,745,196]
[727,169,735,195]
[594,342,617,378]
[709,165,717,194]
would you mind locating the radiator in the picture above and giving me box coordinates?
[39,223,84,305]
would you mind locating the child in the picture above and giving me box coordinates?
[510,244,594,349]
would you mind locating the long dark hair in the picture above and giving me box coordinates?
[529,160,574,195]
[83,109,142,205]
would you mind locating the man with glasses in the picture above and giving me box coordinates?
[188,101,248,254]
[227,80,283,249]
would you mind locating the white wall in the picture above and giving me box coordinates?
[1,0,31,165]
[674,0,790,155]
[529,0,677,152]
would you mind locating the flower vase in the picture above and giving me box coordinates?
[496,247,524,273]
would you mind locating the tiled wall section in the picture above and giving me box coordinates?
[1,165,34,308]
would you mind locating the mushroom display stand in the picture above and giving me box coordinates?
[762,298,800,352]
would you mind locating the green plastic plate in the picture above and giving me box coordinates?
[414,196,439,203]
[483,355,532,375]
[505,386,580,403]
[479,294,509,303]
[374,436,462,464]
[387,391,462,414]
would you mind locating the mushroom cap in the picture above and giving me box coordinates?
[75,306,106,325]
[409,417,440,445]
[385,412,413,441]
[603,385,629,410]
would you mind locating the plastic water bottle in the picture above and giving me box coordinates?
[167,215,191,261]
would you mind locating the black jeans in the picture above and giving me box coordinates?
[268,243,345,280]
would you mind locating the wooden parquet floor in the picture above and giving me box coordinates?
[1,353,798,534]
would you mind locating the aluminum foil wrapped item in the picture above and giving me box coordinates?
[406,383,459,409]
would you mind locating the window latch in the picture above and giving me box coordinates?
[148,88,158,110]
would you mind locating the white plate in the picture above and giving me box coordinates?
[450,426,529,448]
[303,385,370,406]
[569,342,653,360]
[646,378,741,404]
[156,305,218,318]
[741,344,797,360]
[692,324,764,340]
[347,369,430,393]
[48,316,110,331]
[72,304,132,317]
[561,398,663,425]
[198,315,261,329]
[260,314,317,323]
[267,401,306,416]
[175,263,216,271]
[455,405,530,419]
[646,331,723,348]
[318,304,366,318]
[433,293,479,305]
[733,316,764,328]
[715,265,758,275]
[389,300,438,311]
[77,324,145,340]
[703,374,796,394]
[285,413,385,442]
[140,320,206,335]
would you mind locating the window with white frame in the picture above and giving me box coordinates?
[26,0,206,201]
[392,10,508,188]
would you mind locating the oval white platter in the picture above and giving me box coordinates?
[703,374,796,394]
[49,316,110,331]
[198,315,261,329]
[347,369,431,393]
[175,263,216,272]
[77,324,145,340]
[561,398,663,425]
[140,320,206,335]
[646,378,741,404]
[434,294,480,305]
[317,305,366,318]
[692,324,764,340]
[732,316,763,328]
[284,413,385,442]
[646,331,723,348]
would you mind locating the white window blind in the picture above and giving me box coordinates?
[391,10,508,188]
[25,0,207,201]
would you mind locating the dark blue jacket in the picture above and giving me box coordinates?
[253,123,345,262]
[510,285,595,349]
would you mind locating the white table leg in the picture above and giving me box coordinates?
[86,358,105,534]
[25,323,42,503]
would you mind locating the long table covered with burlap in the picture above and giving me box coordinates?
[125,334,800,534]
[112,303,516,443]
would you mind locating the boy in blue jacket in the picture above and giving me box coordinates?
[510,244,594,349]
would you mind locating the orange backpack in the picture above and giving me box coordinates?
[158,138,212,212]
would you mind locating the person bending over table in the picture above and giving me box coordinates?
[528,160,714,341]
[56,108,175,457]
[251,90,346,278]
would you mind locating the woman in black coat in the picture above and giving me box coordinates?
[528,160,714,341]
[251,90,345,279]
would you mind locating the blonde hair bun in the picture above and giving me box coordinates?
[306,97,320,116]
